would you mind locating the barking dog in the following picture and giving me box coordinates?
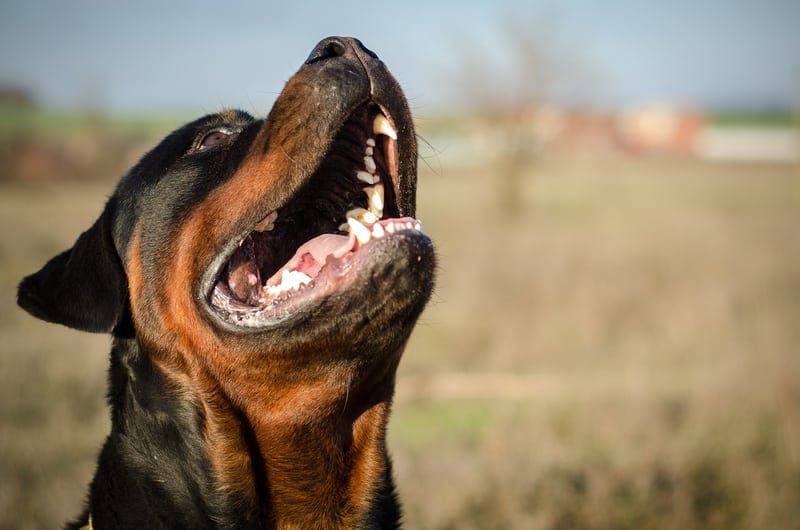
[17,37,435,529]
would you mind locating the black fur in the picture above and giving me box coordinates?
[84,338,259,529]
[18,37,433,529]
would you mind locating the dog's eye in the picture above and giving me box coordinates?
[197,130,231,150]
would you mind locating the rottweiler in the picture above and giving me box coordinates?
[17,36,435,529]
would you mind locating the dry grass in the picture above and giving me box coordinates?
[0,180,112,529]
[392,155,800,529]
[1,148,799,528]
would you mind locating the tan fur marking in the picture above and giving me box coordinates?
[126,135,301,504]
[346,403,390,524]
[126,227,143,318]
[127,100,401,524]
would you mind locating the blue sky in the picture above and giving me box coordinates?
[1,0,798,115]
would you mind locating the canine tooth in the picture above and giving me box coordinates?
[364,156,376,174]
[339,223,350,232]
[365,146,374,156]
[373,114,397,140]
[346,207,377,224]
[385,223,395,234]
[365,183,384,213]
[356,170,378,185]
[414,221,422,231]
[372,223,385,238]
[366,138,376,147]
[346,207,366,219]
[347,217,371,245]
[254,211,278,232]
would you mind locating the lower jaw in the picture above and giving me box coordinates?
[208,217,424,329]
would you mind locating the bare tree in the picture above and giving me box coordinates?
[447,9,599,217]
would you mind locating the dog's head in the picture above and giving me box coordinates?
[18,37,434,398]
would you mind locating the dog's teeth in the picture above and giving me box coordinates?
[347,217,371,245]
[373,114,398,140]
[366,138,376,147]
[414,220,422,231]
[365,183,384,215]
[364,156,377,174]
[278,269,312,292]
[385,222,396,234]
[356,170,378,185]
[339,223,350,233]
[290,270,312,288]
[346,207,364,219]
[254,211,278,232]
[346,207,377,224]
[365,146,374,156]
[371,223,385,238]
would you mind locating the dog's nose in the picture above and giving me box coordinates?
[305,36,379,65]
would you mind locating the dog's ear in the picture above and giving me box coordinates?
[17,207,127,333]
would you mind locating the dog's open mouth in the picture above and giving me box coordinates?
[208,104,423,327]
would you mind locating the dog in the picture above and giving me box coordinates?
[17,36,435,529]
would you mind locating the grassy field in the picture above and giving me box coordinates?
[394,154,800,529]
[1,127,799,528]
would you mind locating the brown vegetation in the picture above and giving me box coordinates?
[1,120,799,528]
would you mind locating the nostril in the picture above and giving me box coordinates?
[352,38,378,60]
[306,37,347,64]
[328,40,346,57]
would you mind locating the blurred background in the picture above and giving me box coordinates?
[1,1,799,528]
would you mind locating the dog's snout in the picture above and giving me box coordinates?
[305,36,379,65]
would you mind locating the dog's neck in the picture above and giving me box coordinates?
[243,395,396,528]
[227,369,400,529]
[95,336,400,529]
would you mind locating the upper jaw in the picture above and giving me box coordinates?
[202,99,426,331]
[192,37,427,332]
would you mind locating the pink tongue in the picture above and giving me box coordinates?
[265,233,355,286]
